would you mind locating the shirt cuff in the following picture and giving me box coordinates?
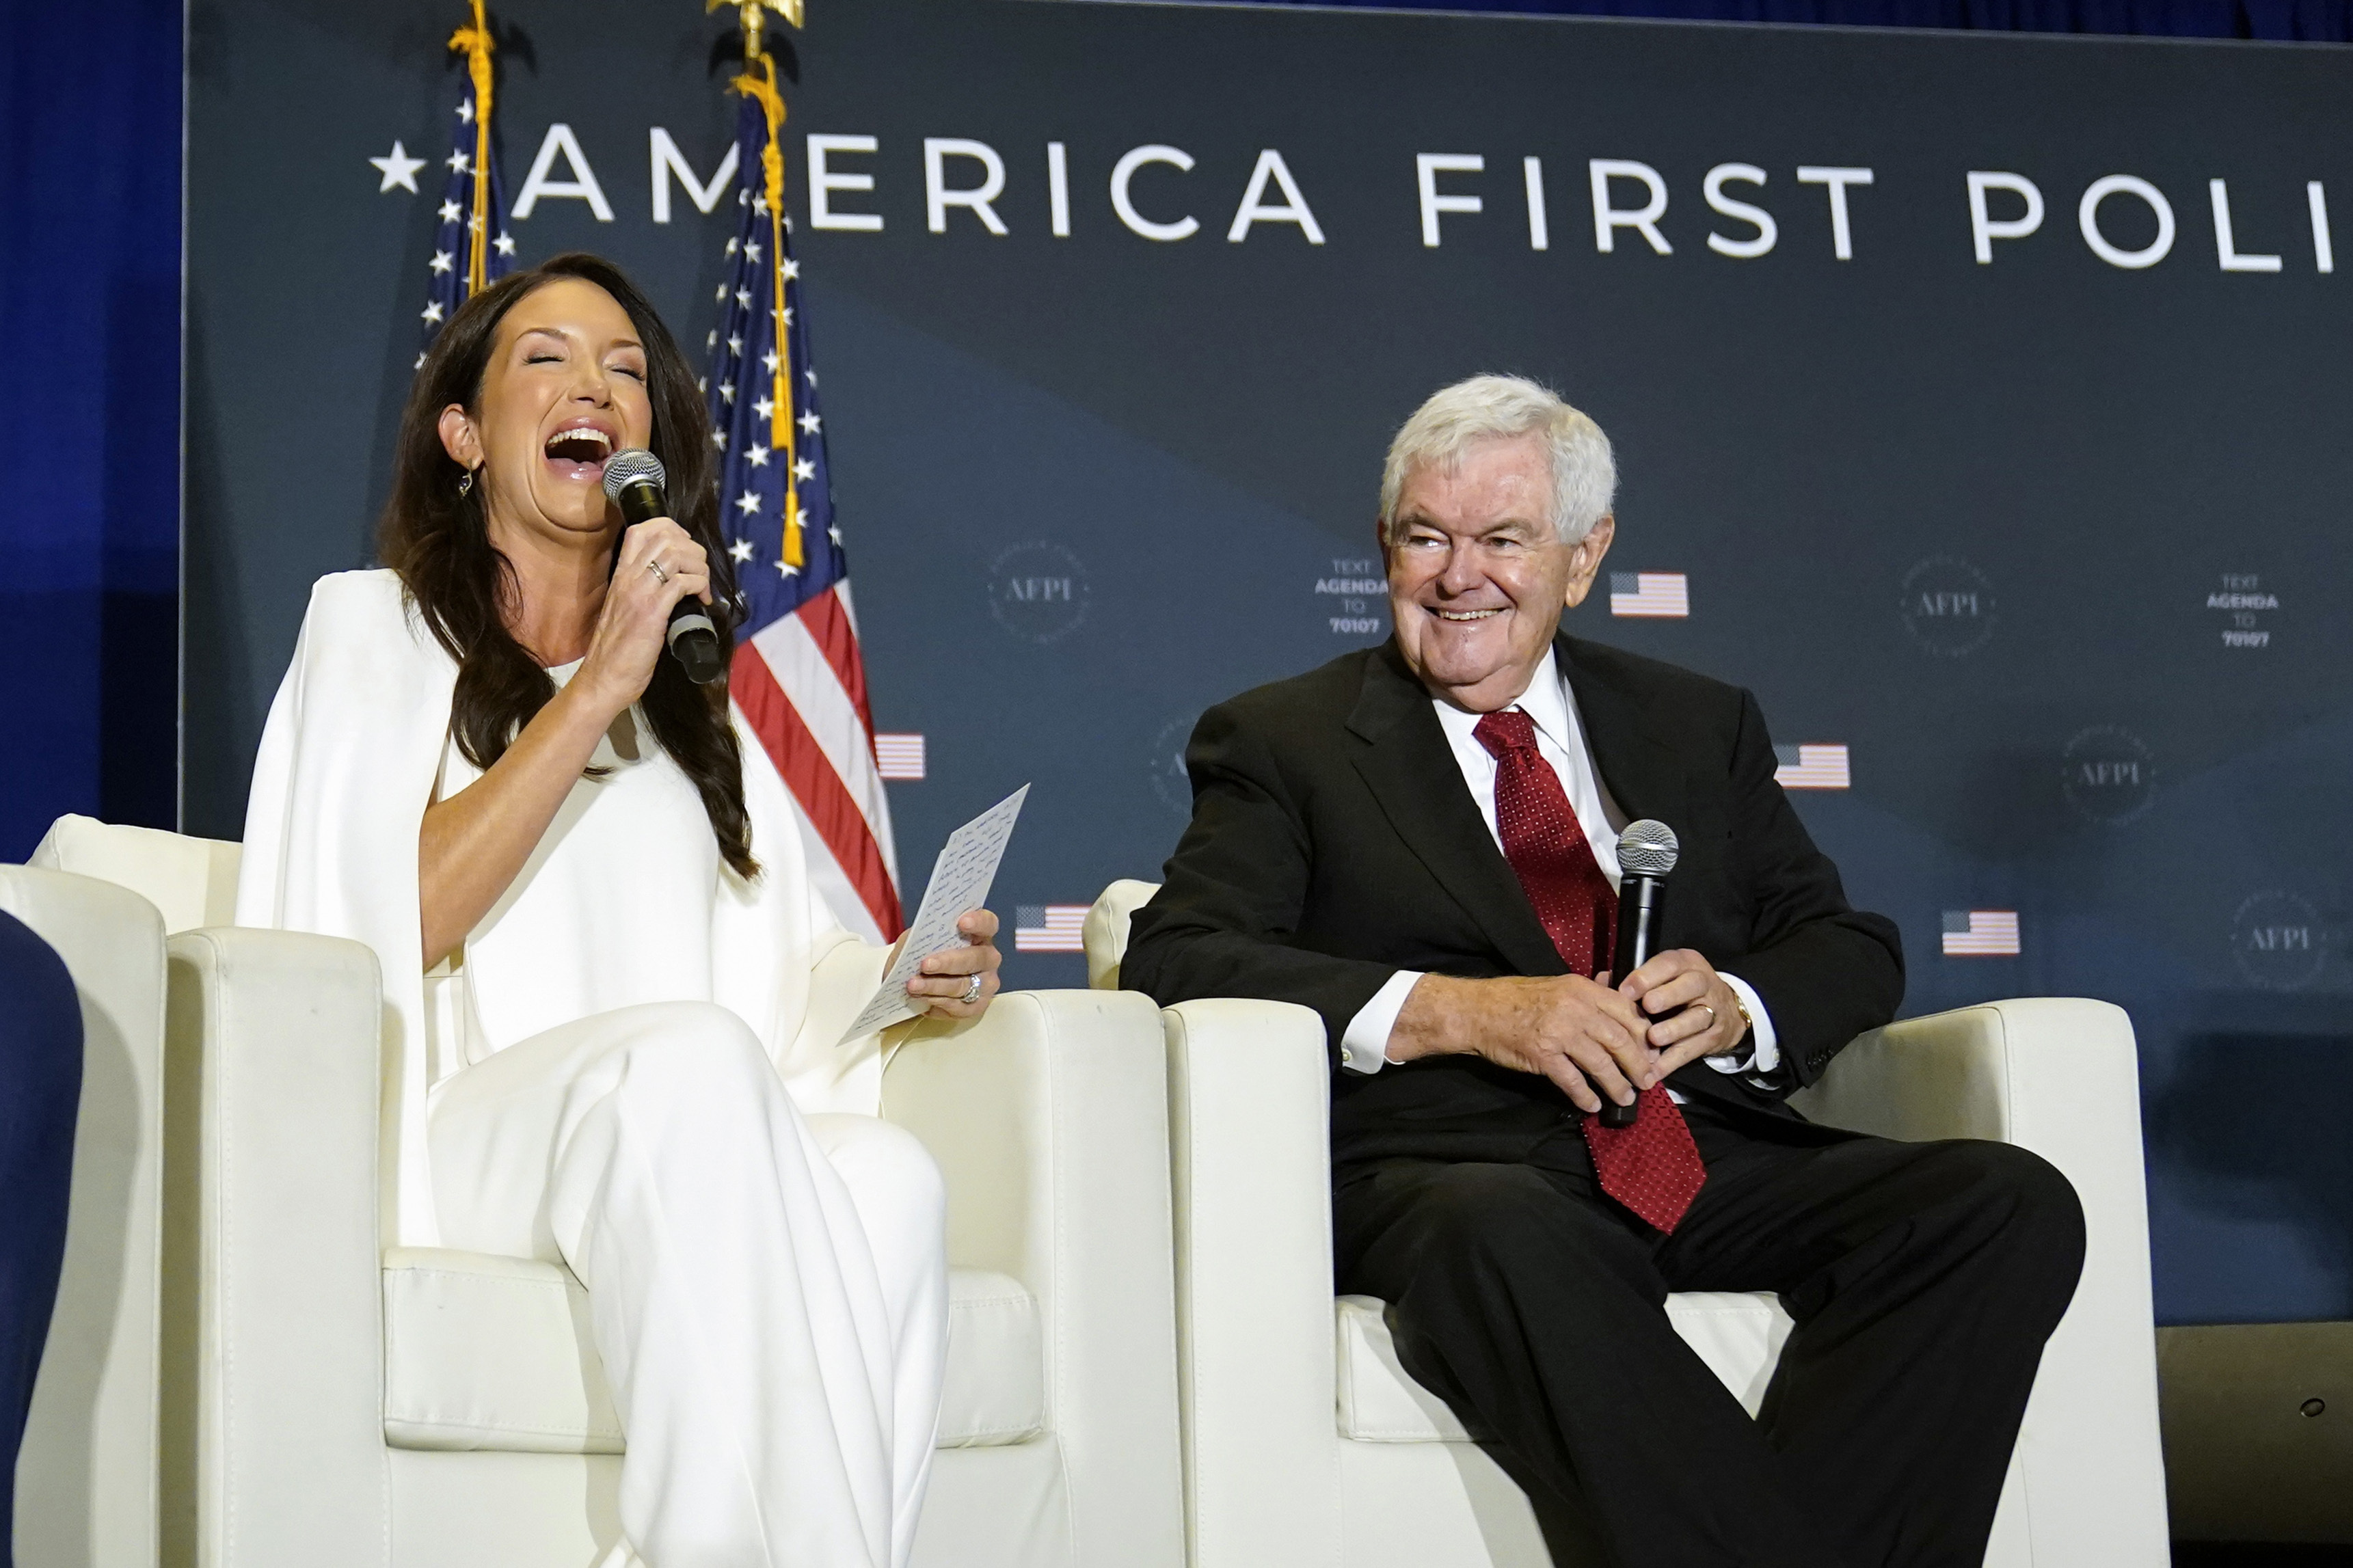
[1340,970,1425,1074]
[1704,973,1779,1079]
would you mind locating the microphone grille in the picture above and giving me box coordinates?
[1617,819,1680,877]
[601,447,665,501]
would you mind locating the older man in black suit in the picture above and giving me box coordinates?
[1122,375,2084,1568]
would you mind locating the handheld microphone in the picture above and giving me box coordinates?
[1600,819,1680,1130]
[602,448,725,686]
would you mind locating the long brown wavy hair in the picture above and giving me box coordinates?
[379,252,756,878]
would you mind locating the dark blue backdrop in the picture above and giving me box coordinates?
[174,0,2353,1334]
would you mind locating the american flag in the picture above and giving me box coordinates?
[1609,572,1689,618]
[873,733,926,782]
[1941,910,2021,956]
[1773,744,1851,790]
[1014,905,1088,954]
[417,1,514,368]
[705,66,902,942]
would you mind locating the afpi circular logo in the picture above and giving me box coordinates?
[2231,890,2326,991]
[2059,726,2155,824]
[1900,556,1998,658]
[986,541,1091,644]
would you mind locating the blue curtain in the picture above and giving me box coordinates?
[0,0,183,859]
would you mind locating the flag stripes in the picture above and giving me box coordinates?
[795,582,874,721]
[874,734,926,781]
[746,614,891,819]
[731,646,898,934]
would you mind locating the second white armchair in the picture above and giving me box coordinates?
[1085,877,2170,1568]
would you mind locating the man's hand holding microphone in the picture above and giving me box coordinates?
[1387,956,1747,1118]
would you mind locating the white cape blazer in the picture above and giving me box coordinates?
[236,569,888,1247]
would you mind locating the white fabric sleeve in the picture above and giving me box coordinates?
[1706,973,1780,1078]
[1340,971,1425,1074]
[231,571,459,1249]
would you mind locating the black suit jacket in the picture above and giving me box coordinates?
[1122,633,1905,1168]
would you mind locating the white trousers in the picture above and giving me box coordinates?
[428,1001,949,1568]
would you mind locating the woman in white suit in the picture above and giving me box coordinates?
[237,252,999,1568]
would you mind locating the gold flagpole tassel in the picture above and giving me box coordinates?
[712,0,805,565]
[449,0,496,295]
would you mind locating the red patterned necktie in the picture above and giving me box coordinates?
[1473,708,1706,1233]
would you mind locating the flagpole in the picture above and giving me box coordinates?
[449,0,497,294]
[699,0,905,939]
[418,2,514,366]
[710,0,807,567]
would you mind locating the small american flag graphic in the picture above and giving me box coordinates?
[1609,572,1689,618]
[873,733,926,782]
[1014,904,1088,954]
[1774,744,1851,790]
[1941,910,2021,957]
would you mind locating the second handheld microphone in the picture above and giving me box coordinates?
[602,448,725,686]
[1600,819,1680,1130]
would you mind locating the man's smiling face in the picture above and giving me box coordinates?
[1384,431,1613,712]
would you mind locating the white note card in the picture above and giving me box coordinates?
[837,784,1030,1046]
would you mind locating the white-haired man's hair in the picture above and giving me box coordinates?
[1377,375,1616,547]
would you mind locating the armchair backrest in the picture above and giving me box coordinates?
[32,815,243,935]
[1083,880,1159,989]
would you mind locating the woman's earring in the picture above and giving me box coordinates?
[457,467,476,497]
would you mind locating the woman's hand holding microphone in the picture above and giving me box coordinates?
[573,518,710,722]
[418,513,707,971]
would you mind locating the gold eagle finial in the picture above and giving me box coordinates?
[708,0,802,67]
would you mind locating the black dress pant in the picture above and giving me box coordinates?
[1332,1100,2085,1568]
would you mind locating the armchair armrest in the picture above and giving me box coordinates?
[880,988,1183,1568]
[1158,997,1341,1565]
[164,926,388,1567]
[1797,999,2170,1563]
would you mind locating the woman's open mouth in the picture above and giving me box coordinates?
[543,424,615,481]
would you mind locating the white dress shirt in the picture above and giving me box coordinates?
[1337,658,1779,1089]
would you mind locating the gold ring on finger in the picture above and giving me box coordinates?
[647,558,669,584]
[1695,1003,1716,1029]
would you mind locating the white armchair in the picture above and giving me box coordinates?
[0,863,168,1568]
[1084,879,2169,1568]
[25,816,1185,1568]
